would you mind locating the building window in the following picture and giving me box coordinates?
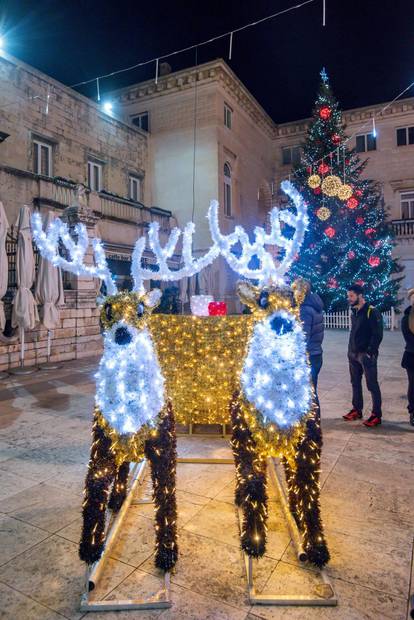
[401,192,414,219]
[224,162,232,217]
[356,133,376,152]
[129,175,142,202]
[397,126,414,146]
[282,145,301,166]
[131,112,149,132]
[88,160,103,192]
[33,140,52,176]
[224,103,232,129]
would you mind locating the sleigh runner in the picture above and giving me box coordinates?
[32,180,336,609]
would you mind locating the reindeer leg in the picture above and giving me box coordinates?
[144,401,178,572]
[282,455,298,523]
[108,461,130,512]
[230,392,268,558]
[79,413,117,565]
[293,410,330,568]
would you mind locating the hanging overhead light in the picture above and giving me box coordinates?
[102,101,113,115]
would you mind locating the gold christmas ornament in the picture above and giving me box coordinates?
[321,175,341,197]
[337,183,353,201]
[307,174,321,189]
[316,206,331,221]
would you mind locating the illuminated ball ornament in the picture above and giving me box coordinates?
[355,189,363,197]
[319,106,332,120]
[346,197,359,210]
[327,277,338,289]
[318,162,330,175]
[331,133,341,145]
[321,175,341,197]
[307,174,321,189]
[356,216,364,225]
[365,227,376,237]
[337,184,353,201]
[316,206,331,221]
[324,226,336,239]
[241,309,312,430]
[347,250,356,260]
[314,187,322,195]
[368,256,380,267]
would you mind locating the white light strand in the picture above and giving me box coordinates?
[241,309,312,429]
[31,212,117,295]
[207,180,308,284]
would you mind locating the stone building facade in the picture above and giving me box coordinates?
[0,51,175,371]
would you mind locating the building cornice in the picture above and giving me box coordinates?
[111,59,276,138]
[274,97,414,137]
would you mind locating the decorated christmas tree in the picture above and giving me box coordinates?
[287,69,401,311]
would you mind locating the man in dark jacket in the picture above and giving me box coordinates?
[343,283,383,427]
[300,281,324,400]
[401,288,414,426]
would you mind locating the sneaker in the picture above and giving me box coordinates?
[363,414,381,427]
[343,409,363,421]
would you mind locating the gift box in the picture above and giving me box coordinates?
[190,295,213,316]
[208,301,227,316]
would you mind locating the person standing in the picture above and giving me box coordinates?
[300,281,324,401]
[343,283,383,427]
[401,288,414,426]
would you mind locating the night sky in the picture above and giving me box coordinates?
[0,0,413,123]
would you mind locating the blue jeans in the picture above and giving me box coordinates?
[310,353,323,405]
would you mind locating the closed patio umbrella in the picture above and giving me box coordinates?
[11,206,39,374]
[0,201,9,379]
[34,211,65,369]
[0,201,9,332]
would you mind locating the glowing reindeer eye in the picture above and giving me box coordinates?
[137,303,145,318]
[104,303,112,321]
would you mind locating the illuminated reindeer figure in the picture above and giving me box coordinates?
[32,180,329,577]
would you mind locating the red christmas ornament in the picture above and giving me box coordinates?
[307,166,312,173]
[365,227,376,237]
[324,226,336,239]
[355,279,365,286]
[347,250,356,259]
[318,162,330,175]
[346,197,359,210]
[356,216,364,225]
[208,301,227,316]
[331,133,341,145]
[355,189,363,197]
[368,256,380,268]
[319,106,332,120]
[313,187,322,195]
[327,277,338,289]
[345,158,350,165]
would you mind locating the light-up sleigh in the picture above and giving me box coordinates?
[32,181,336,610]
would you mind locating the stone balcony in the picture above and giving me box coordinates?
[392,218,414,238]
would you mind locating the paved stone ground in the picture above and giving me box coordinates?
[0,330,412,620]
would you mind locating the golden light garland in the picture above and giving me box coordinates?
[316,206,331,221]
[321,175,342,197]
[307,174,321,189]
[337,183,353,200]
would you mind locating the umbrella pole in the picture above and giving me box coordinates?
[39,329,62,371]
[10,326,36,375]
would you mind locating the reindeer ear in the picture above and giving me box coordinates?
[237,281,259,311]
[144,288,162,309]
[292,278,308,307]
